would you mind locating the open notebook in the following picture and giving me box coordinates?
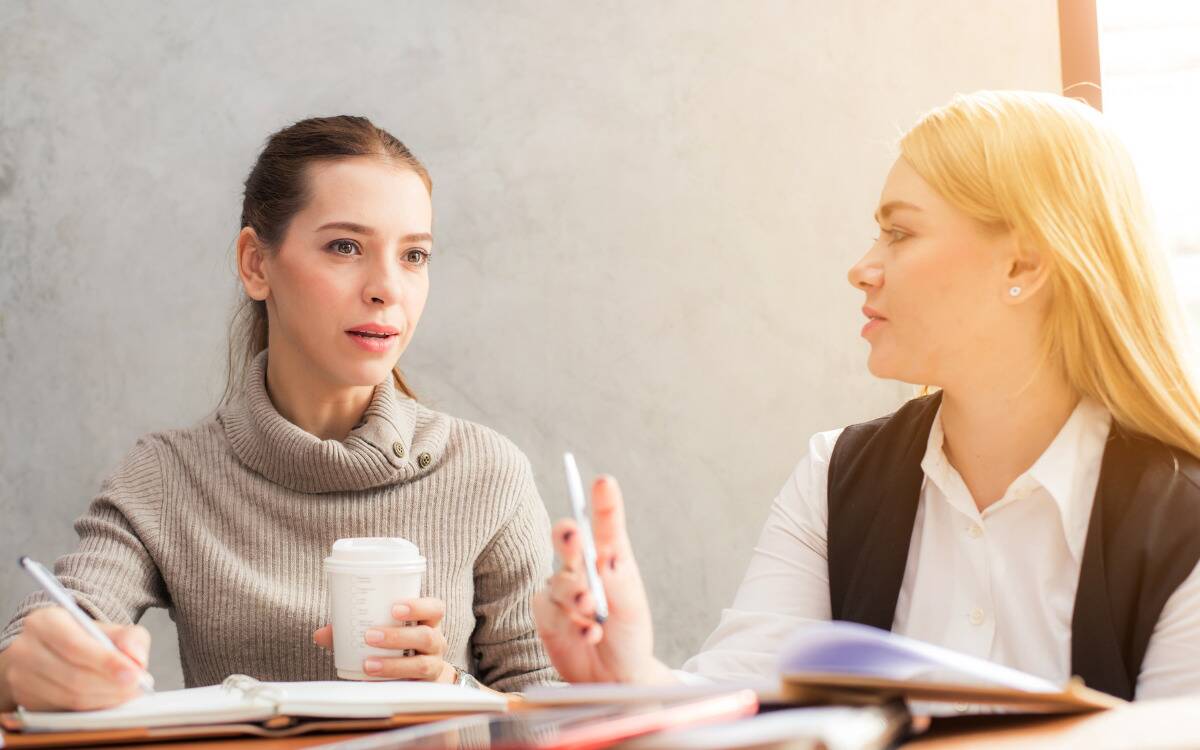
[7,674,506,733]
[780,622,1124,713]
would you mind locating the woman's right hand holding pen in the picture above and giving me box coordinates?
[0,606,151,711]
[532,475,677,685]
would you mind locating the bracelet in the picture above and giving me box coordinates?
[453,666,482,690]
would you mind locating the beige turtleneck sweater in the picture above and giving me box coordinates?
[1,353,557,691]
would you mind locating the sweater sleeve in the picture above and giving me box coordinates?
[469,458,559,691]
[0,438,169,652]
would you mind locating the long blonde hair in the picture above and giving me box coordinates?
[900,90,1200,459]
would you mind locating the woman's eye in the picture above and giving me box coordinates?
[328,239,361,256]
[405,248,431,266]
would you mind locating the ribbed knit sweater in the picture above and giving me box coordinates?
[1,353,557,691]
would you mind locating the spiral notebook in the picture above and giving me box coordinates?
[0,674,507,746]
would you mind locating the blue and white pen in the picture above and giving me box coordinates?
[562,452,610,624]
[18,556,156,694]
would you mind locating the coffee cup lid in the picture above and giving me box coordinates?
[324,537,426,570]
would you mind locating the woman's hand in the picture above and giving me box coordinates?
[532,475,676,685]
[0,606,151,711]
[313,598,455,683]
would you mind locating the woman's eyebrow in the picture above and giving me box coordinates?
[873,201,923,224]
[315,222,432,244]
[317,221,376,235]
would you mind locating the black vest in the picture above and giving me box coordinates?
[826,392,1200,700]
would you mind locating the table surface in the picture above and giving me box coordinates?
[18,696,1200,750]
[905,696,1200,748]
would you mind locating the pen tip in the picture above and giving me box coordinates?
[17,555,28,567]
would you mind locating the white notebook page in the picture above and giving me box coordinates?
[17,676,507,732]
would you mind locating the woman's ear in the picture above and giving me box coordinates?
[237,227,271,301]
[1003,235,1052,304]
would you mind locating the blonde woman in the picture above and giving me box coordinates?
[534,91,1200,701]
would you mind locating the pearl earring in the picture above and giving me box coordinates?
[1009,286,1022,297]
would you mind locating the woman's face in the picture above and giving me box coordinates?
[259,156,433,389]
[847,158,1024,387]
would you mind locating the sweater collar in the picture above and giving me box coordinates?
[220,352,440,493]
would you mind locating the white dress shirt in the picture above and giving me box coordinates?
[680,397,1200,699]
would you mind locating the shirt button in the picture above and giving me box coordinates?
[417,452,432,469]
[392,441,406,458]
[968,607,985,626]
[967,524,983,538]
[954,703,970,713]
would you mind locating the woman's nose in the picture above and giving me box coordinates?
[364,261,404,306]
[847,251,884,291]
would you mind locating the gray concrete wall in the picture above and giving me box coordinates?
[0,1,1061,689]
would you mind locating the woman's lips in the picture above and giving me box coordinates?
[346,330,398,353]
[861,318,886,337]
[861,305,887,338]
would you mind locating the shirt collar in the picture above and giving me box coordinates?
[1026,396,1112,560]
[920,395,1112,562]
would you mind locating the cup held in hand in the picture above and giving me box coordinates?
[324,537,427,680]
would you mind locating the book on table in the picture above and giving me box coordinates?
[779,621,1124,713]
[0,674,507,747]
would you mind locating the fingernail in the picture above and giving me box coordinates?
[364,658,382,673]
[365,629,383,645]
[117,668,138,685]
[392,604,411,618]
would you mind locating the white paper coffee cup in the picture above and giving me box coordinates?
[324,537,427,680]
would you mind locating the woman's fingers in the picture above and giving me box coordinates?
[316,599,448,658]
[7,619,142,711]
[393,598,445,628]
[10,666,134,712]
[27,608,140,679]
[362,654,448,681]
[590,475,632,559]
[312,625,333,649]
[534,472,663,684]
[8,668,72,711]
[547,568,594,616]
[533,589,603,647]
[103,622,151,669]
[552,518,583,569]
[541,569,607,635]
[8,634,90,696]
[364,624,447,655]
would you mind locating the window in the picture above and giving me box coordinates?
[1097,1,1200,338]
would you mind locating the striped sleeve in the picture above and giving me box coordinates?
[470,454,559,691]
[0,438,169,651]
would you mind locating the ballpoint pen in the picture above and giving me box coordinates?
[18,556,155,694]
[563,452,610,624]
